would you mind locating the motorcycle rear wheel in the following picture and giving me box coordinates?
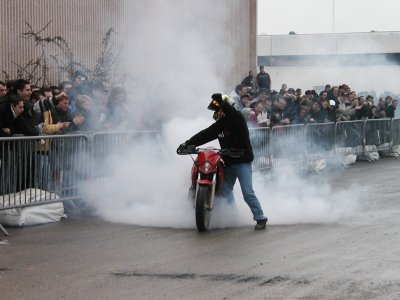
[196,185,212,232]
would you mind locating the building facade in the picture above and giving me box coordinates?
[257,31,400,94]
[1,0,257,91]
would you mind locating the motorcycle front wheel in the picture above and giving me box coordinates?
[195,185,212,232]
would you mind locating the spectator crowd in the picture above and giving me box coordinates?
[0,70,136,139]
[0,66,398,138]
[233,66,398,128]
[0,67,399,199]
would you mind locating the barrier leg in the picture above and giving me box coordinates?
[0,223,9,236]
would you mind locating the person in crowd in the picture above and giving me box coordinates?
[30,85,40,93]
[255,65,271,91]
[60,81,73,94]
[385,95,393,108]
[366,95,374,107]
[238,94,251,111]
[340,84,351,95]
[40,87,53,99]
[263,98,273,118]
[8,79,66,135]
[386,99,398,118]
[30,90,45,104]
[49,97,85,132]
[45,96,85,200]
[368,105,381,119]
[304,90,313,100]
[40,96,76,135]
[249,88,270,109]
[177,93,268,230]
[68,69,90,114]
[6,80,60,192]
[324,84,331,93]
[347,91,357,106]
[292,106,310,125]
[309,101,326,123]
[241,107,256,124]
[248,102,270,128]
[73,95,98,131]
[336,92,355,121]
[311,90,319,102]
[105,85,131,129]
[241,70,254,91]
[270,97,290,126]
[279,83,287,96]
[295,88,302,100]
[322,99,337,123]
[0,94,36,137]
[353,96,369,120]
[0,94,37,194]
[327,86,340,102]
[0,81,7,99]
[89,81,109,128]
[232,84,249,110]
[50,85,61,96]
[283,89,300,122]
[377,97,387,118]
[35,94,73,190]
[318,90,328,104]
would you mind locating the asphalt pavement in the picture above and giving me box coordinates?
[1,158,400,299]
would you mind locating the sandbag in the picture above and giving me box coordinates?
[0,189,66,226]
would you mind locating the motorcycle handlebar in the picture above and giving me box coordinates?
[177,145,244,158]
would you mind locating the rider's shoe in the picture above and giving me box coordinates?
[255,218,268,230]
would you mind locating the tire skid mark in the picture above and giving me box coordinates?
[259,275,289,286]
[111,271,307,286]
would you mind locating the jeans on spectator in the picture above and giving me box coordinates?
[220,162,267,221]
[35,153,51,190]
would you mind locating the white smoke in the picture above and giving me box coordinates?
[80,1,362,229]
[82,119,362,228]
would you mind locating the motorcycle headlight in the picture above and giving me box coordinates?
[204,161,211,173]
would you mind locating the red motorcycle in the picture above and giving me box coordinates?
[177,145,244,232]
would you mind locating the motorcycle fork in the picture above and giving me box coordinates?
[194,173,217,210]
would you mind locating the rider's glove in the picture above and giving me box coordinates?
[176,142,187,154]
[211,93,223,104]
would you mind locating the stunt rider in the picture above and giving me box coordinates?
[177,93,268,230]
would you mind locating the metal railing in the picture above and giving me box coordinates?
[0,118,399,216]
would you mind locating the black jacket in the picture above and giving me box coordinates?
[386,105,396,118]
[0,103,37,137]
[186,102,254,166]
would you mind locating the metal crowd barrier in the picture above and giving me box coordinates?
[250,118,400,170]
[270,124,306,168]
[391,118,400,147]
[249,127,271,170]
[91,130,161,182]
[1,119,400,230]
[0,134,89,205]
[364,118,392,155]
[0,134,89,235]
[334,120,365,156]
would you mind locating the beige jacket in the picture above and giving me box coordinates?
[36,111,62,153]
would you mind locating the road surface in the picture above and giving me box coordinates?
[1,158,400,299]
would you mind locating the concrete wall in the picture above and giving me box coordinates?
[0,0,119,84]
[257,32,400,94]
[258,31,400,56]
[1,0,256,90]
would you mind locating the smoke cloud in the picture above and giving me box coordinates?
[82,120,362,229]
[80,1,362,229]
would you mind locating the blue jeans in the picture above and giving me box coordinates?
[220,162,267,221]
